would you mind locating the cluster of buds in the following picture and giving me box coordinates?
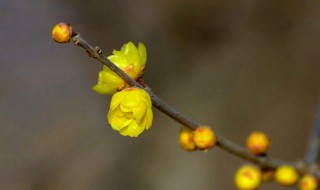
[179,126,217,151]
[179,123,318,190]
[275,166,318,190]
[234,164,319,190]
[234,131,271,189]
[234,131,319,190]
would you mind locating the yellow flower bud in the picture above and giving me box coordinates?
[193,126,217,150]
[51,22,72,43]
[179,128,196,151]
[108,87,153,137]
[246,131,270,155]
[275,165,299,186]
[93,42,147,95]
[299,174,318,190]
[235,165,261,190]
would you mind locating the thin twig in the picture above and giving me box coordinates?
[304,104,320,164]
[71,32,310,176]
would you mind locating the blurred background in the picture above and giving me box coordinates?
[1,0,320,189]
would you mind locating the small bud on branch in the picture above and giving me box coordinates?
[51,23,72,43]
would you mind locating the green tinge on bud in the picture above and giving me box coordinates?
[52,22,72,43]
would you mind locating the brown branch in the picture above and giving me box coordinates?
[71,32,310,176]
[304,104,320,164]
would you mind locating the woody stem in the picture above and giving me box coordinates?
[70,32,311,176]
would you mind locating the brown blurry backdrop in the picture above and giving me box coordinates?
[1,1,320,189]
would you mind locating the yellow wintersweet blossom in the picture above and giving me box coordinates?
[93,41,147,94]
[108,87,153,137]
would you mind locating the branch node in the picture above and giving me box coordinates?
[73,35,79,45]
[95,46,102,54]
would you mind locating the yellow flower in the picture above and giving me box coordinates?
[108,87,153,137]
[93,42,147,94]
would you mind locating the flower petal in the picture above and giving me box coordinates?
[135,89,151,107]
[119,91,140,112]
[132,103,147,120]
[108,107,133,130]
[119,120,145,137]
[107,53,128,70]
[138,42,147,66]
[145,109,153,130]
[123,42,139,60]
[124,42,142,77]
[92,70,125,94]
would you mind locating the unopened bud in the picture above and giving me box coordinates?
[52,22,72,43]
[299,174,318,190]
[235,165,261,190]
[193,126,217,150]
[246,131,270,155]
[179,127,196,151]
[275,165,299,186]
